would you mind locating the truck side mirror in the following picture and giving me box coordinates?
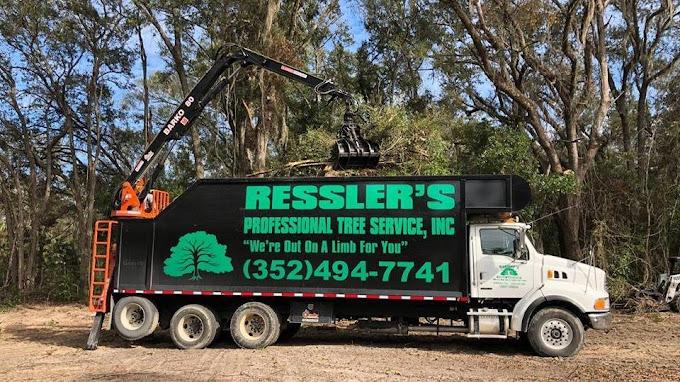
[514,230,529,260]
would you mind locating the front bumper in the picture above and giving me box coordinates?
[588,312,613,330]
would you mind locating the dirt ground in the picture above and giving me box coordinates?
[0,304,677,381]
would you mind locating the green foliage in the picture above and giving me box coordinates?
[359,0,440,110]
[367,106,453,175]
[0,219,80,304]
[0,0,678,303]
[164,231,232,280]
[456,123,577,198]
[606,250,637,302]
[284,129,337,163]
[40,229,81,302]
[457,123,534,173]
[0,291,23,312]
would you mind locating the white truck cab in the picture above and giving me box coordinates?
[467,221,612,356]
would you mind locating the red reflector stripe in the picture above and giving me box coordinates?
[112,289,465,302]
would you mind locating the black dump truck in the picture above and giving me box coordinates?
[86,46,611,357]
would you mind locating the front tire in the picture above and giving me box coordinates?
[169,304,220,349]
[230,302,280,349]
[112,296,159,341]
[527,307,584,357]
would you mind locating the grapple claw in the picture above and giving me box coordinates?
[331,111,380,169]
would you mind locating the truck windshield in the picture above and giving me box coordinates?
[480,228,518,257]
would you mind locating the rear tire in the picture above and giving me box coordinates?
[169,304,220,349]
[112,296,159,341]
[527,307,584,357]
[230,302,280,349]
[278,322,301,342]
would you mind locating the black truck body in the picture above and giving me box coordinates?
[112,175,529,309]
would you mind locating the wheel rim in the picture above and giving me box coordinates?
[120,303,145,331]
[540,318,573,350]
[239,312,267,339]
[177,314,205,343]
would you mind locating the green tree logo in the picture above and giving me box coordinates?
[163,231,233,280]
[500,265,518,276]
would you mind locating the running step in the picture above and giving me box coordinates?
[467,333,508,339]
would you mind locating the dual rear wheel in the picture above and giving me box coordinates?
[112,296,159,341]
[113,298,296,349]
[171,301,288,349]
[229,302,281,349]
[169,304,220,349]
[112,297,220,349]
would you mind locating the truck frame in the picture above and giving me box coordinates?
[86,46,612,357]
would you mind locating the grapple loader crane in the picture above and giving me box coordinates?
[116,44,379,217]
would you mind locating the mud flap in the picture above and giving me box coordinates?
[85,312,105,350]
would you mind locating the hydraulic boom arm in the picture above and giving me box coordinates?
[114,44,379,218]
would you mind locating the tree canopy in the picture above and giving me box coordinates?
[1,0,680,302]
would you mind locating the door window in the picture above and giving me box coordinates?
[480,228,518,257]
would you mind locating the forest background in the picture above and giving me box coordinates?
[1,0,679,304]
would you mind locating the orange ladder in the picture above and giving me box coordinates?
[88,220,118,313]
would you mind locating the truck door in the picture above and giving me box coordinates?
[471,226,535,298]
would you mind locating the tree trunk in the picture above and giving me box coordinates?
[173,16,204,180]
[636,81,649,176]
[226,0,281,176]
[137,25,153,144]
[555,194,582,260]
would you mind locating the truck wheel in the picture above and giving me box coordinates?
[671,296,680,313]
[527,307,584,357]
[170,304,220,349]
[230,302,280,349]
[278,322,301,342]
[112,296,159,341]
